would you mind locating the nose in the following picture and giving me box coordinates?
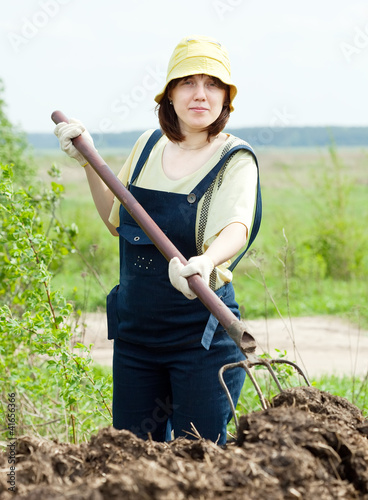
[193,81,206,101]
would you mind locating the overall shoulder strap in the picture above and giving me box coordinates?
[130,129,163,185]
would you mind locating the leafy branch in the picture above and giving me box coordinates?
[0,164,112,444]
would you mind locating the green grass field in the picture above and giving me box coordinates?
[36,146,368,327]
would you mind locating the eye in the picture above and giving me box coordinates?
[206,78,218,87]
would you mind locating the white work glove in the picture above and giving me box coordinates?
[168,255,214,300]
[54,118,96,166]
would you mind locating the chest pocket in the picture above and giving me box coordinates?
[117,221,167,276]
[117,221,153,245]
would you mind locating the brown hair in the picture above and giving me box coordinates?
[156,77,231,143]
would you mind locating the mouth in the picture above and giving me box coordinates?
[190,107,209,112]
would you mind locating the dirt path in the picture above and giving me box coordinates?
[81,314,368,379]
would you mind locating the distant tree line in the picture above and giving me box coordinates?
[27,126,368,150]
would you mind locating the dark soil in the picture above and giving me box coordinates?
[1,387,368,499]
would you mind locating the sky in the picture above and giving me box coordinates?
[1,0,368,134]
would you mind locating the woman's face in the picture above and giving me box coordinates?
[169,74,226,135]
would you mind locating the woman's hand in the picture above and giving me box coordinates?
[54,118,96,166]
[168,255,214,300]
[168,222,248,298]
[54,118,117,235]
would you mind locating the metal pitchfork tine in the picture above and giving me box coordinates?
[219,340,311,430]
[51,111,311,431]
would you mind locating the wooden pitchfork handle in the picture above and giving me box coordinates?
[51,110,257,354]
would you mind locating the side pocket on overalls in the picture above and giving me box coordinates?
[106,285,119,340]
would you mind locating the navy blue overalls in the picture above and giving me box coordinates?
[107,130,261,445]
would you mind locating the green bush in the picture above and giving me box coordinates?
[0,164,112,444]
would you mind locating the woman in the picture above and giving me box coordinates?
[55,35,261,445]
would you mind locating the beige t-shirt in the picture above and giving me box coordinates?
[109,130,258,289]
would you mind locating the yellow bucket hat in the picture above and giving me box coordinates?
[154,35,237,112]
